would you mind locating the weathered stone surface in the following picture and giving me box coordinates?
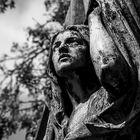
[36,1,140,140]
[64,0,86,26]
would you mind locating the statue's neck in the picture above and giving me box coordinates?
[64,66,100,108]
[66,74,87,106]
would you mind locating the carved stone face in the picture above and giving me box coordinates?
[52,30,88,77]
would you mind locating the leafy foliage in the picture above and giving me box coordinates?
[0,0,70,139]
[44,0,70,24]
[0,0,15,13]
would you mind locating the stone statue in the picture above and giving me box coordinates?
[45,25,101,140]
[42,22,140,139]
[34,0,140,140]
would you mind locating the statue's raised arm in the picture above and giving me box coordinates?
[87,0,140,139]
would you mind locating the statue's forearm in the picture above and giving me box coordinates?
[89,7,132,98]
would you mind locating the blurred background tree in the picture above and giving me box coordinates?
[0,0,15,13]
[0,0,70,139]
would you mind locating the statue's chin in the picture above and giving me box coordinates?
[56,65,74,78]
[56,60,82,77]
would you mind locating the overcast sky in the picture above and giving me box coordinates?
[0,0,46,56]
[0,0,46,139]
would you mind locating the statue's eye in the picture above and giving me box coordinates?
[75,39,84,45]
[66,38,84,45]
[53,41,61,50]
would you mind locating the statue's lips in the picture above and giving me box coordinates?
[59,54,71,62]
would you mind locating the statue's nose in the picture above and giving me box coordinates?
[59,44,68,53]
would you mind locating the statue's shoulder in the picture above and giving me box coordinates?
[85,87,112,122]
